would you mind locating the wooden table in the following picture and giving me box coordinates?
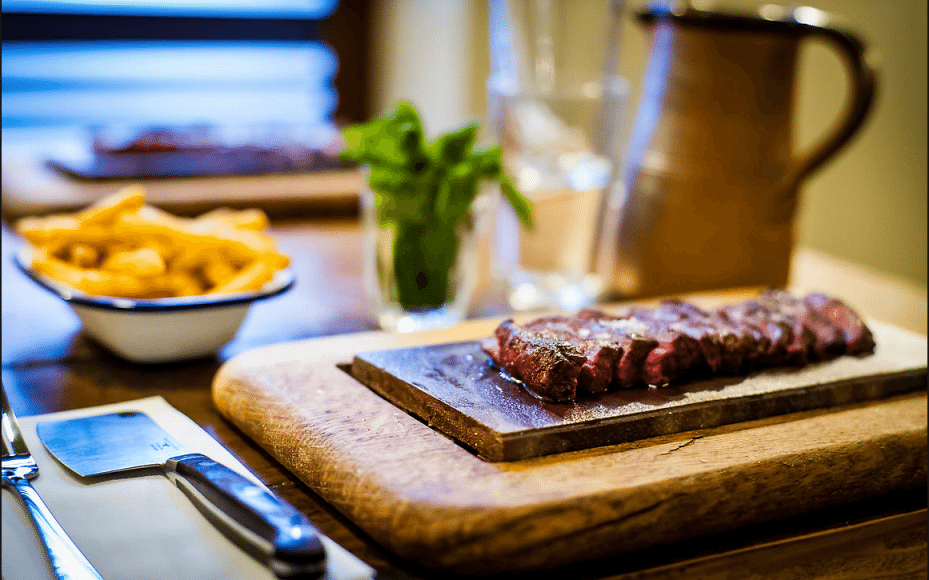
[2,217,926,579]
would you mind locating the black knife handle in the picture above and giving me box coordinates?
[165,453,325,578]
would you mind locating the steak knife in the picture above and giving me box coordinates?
[36,411,325,578]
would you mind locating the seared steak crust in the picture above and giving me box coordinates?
[481,291,876,402]
[486,319,587,402]
[803,293,876,355]
[522,317,622,395]
[757,290,844,360]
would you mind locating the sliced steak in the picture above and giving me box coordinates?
[483,291,875,402]
[803,293,876,356]
[481,319,586,402]
[606,309,706,386]
[640,332,704,387]
[567,312,660,388]
[717,300,792,367]
[758,290,845,360]
[639,301,761,374]
[523,316,622,395]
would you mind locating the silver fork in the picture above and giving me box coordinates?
[2,386,105,580]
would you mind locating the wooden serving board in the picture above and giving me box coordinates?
[212,309,928,573]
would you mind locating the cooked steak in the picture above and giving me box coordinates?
[591,318,659,388]
[757,290,845,360]
[803,293,876,355]
[485,319,587,402]
[717,300,792,366]
[481,290,876,402]
[522,316,622,395]
[582,309,703,387]
[529,313,658,390]
[633,301,761,375]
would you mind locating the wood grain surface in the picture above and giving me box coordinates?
[4,212,926,578]
[212,311,928,574]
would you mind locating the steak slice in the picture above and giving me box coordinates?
[523,316,622,395]
[634,301,761,375]
[803,293,876,356]
[571,312,661,388]
[758,290,845,360]
[741,300,815,365]
[717,300,793,367]
[481,319,586,402]
[600,309,706,386]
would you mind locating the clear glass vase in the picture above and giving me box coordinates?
[362,187,488,333]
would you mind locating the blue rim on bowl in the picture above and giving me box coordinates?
[14,246,295,312]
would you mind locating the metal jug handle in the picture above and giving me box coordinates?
[786,11,879,188]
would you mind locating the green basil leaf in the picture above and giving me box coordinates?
[368,165,407,194]
[377,193,428,225]
[439,161,475,224]
[501,176,533,229]
[470,144,502,178]
[433,179,452,224]
[392,102,428,163]
[432,122,479,166]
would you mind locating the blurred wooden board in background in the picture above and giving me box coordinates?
[2,128,363,219]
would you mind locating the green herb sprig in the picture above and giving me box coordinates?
[342,101,532,312]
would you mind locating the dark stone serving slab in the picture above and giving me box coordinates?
[351,329,926,461]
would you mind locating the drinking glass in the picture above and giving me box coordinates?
[487,0,629,312]
[362,186,491,333]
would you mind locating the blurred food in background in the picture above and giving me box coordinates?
[46,123,353,180]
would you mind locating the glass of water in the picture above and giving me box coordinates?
[487,0,629,312]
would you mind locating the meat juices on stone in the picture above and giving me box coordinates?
[481,291,876,402]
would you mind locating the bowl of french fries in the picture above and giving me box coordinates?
[13,186,294,363]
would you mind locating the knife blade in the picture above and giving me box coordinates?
[36,410,325,578]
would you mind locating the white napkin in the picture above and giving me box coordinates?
[2,396,374,580]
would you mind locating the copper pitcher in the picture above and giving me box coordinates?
[610,2,877,298]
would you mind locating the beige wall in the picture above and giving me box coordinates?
[370,0,927,287]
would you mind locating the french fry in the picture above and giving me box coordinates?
[30,247,85,288]
[66,243,99,269]
[197,207,270,231]
[147,271,205,298]
[101,247,166,277]
[135,203,187,226]
[208,259,274,294]
[189,219,280,257]
[15,214,81,246]
[31,249,152,298]
[116,212,288,270]
[202,258,237,289]
[77,185,145,226]
[15,215,127,250]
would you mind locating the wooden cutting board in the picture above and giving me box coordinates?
[212,304,928,573]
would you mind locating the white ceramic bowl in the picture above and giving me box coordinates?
[15,247,295,363]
